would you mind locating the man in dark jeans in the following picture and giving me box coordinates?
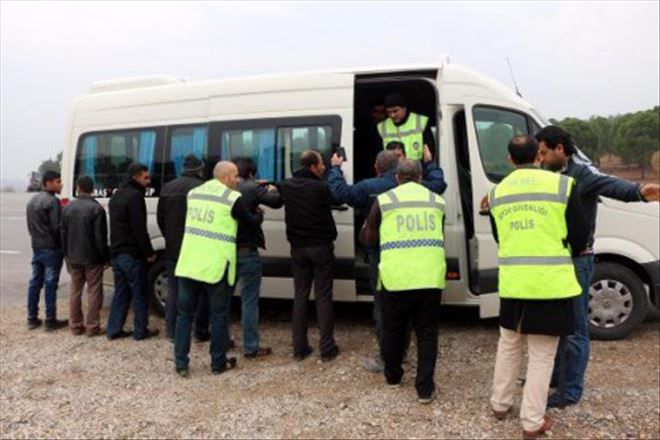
[25,170,68,331]
[536,126,660,407]
[157,154,208,342]
[280,150,339,362]
[107,163,159,341]
[61,175,109,336]
[233,157,283,358]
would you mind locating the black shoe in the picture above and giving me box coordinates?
[175,367,189,378]
[547,392,578,408]
[294,346,314,361]
[44,319,68,332]
[212,357,237,375]
[134,329,159,341]
[107,330,133,340]
[27,317,42,330]
[321,345,340,363]
[194,332,211,343]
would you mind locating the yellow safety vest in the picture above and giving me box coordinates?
[488,168,581,300]
[175,179,240,285]
[378,112,428,160]
[377,182,446,291]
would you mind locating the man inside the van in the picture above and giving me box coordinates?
[535,125,660,408]
[377,93,435,161]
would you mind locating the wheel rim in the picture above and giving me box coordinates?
[153,270,168,309]
[589,279,633,329]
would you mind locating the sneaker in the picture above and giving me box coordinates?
[134,329,159,341]
[363,357,385,373]
[44,319,68,332]
[107,330,133,340]
[418,389,437,405]
[321,346,340,363]
[176,367,189,378]
[387,381,402,388]
[294,346,313,361]
[27,318,42,330]
[212,357,237,375]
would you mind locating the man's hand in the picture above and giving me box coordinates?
[641,183,660,202]
[147,254,157,264]
[479,194,490,215]
[331,153,344,167]
[423,144,433,163]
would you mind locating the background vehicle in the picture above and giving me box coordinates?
[60,60,660,340]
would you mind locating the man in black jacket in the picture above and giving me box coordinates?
[157,155,208,342]
[61,176,109,337]
[25,170,68,331]
[107,163,159,341]
[233,157,283,358]
[280,150,339,362]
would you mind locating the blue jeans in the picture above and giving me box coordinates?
[175,276,233,370]
[107,253,150,339]
[235,250,262,353]
[552,254,595,402]
[27,248,64,320]
[165,260,209,340]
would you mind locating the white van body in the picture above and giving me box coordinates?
[60,61,660,340]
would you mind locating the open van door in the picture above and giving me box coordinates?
[462,97,540,317]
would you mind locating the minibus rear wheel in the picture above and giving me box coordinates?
[588,262,648,340]
[147,258,169,317]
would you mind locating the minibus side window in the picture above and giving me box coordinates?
[220,127,277,182]
[472,107,529,183]
[164,125,209,183]
[75,129,161,198]
[278,125,333,179]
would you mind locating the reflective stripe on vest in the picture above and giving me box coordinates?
[378,182,446,291]
[175,180,240,285]
[378,112,428,160]
[489,168,581,300]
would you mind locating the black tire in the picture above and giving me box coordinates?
[147,258,169,317]
[589,262,648,340]
[646,292,660,321]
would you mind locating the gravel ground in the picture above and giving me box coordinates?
[0,299,658,439]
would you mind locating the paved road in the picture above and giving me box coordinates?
[0,192,71,310]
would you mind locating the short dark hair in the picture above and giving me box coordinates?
[508,135,539,165]
[300,150,321,169]
[42,170,61,185]
[76,175,94,194]
[127,163,149,177]
[375,150,399,173]
[385,141,405,152]
[234,157,257,179]
[534,125,576,155]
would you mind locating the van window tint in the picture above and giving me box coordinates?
[164,125,209,183]
[75,129,160,197]
[221,128,277,181]
[473,107,529,182]
[278,125,332,179]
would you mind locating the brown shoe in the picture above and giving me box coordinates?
[71,327,85,336]
[86,327,106,337]
[522,415,553,439]
[492,407,512,420]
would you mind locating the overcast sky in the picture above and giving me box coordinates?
[1,1,658,183]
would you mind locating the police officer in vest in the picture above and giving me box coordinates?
[359,159,446,404]
[174,161,263,377]
[377,93,435,161]
[488,136,588,439]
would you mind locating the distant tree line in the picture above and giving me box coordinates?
[549,106,660,178]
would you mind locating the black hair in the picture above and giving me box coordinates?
[300,150,321,169]
[385,141,405,151]
[534,125,576,155]
[127,163,149,177]
[42,170,61,185]
[233,157,257,179]
[76,175,94,194]
[508,135,538,165]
